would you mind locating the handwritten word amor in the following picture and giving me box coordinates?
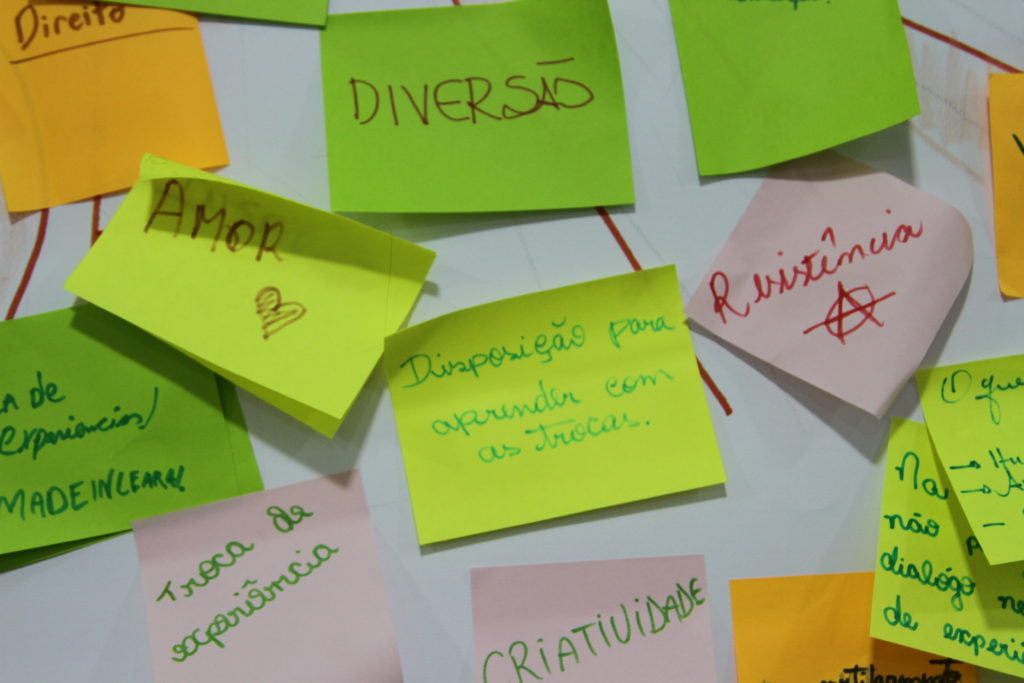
[0,465,186,521]
[157,541,255,603]
[481,578,705,682]
[144,180,284,262]
[431,379,581,437]
[350,58,593,127]
[0,388,159,461]
[14,1,125,51]
[709,217,924,324]
[939,367,1024,426]
[398,318,586,388]
[169,543,340,662]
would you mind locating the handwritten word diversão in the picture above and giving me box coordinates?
[144,180,284,263]
[14,1,125,51]
[709,219,924,324]
[481,578,705,682]
[397,318,586,388]
[350,58,593,127]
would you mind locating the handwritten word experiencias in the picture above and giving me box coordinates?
[14,1,125,52]
[709,217,924,324]
[350,58,593,127]
[144,180,284,262]
[398,318,586,388]
[481,578,705,682]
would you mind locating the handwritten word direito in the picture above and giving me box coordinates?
[14,1,125,52]
[709,219,924,324]
[350,58,593,127]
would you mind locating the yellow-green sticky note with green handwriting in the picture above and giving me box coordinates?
[117,0,328,26]
[669,0,918,175]
[870,418,1024,678]
[66,155,435,437]
[917,355,1024,565]
[320,0,634,212]
[383,266,724,544]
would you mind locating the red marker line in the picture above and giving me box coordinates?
[5,208,49,321]
[902,17,1021,73]
[91,195,103,245]
[595,206,733,416]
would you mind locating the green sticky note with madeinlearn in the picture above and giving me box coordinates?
[383,266,725,544]
[668,0,919,175]
[0,305,262,571]
[115,0,328,26]
[319,0,634,213]
[65,155,435,437]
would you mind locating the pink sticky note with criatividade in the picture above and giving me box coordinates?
[472,555,715,683]
[133,472,401,682]
[686,152,972,416]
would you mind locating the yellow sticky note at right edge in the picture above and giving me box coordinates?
[989,73,1024,298]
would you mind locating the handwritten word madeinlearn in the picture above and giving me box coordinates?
[709,216,924,324]
[14,2,125,52]
[481,578,705,682]
[350,58,593,127]
[143,180,285,263]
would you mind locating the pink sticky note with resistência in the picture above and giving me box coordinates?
[686,152,972,417]
[132,472,402,683]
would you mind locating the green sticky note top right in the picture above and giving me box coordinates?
[0,305,262,570]
[668,0,919,175]
[319,0,634,213]
[917,354,1024,565]
[383,266,724,544]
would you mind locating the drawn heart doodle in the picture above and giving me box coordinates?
[255,286,306,340]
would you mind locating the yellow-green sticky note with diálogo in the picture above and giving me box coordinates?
[870,418,1024,678]
[669,0,918,175]
[382,266,724,544]
[319,0,634,212]
[66,155,435,437]
[917,355,1024,565]
[0,305,262,571]
[115,0,328,26]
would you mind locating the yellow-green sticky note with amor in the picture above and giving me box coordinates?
[0,305,261,572]
[319,0,634,212]
[115,0,328,26]
[383,266,724,544]
[66,155,435,437]
[871,418,1024,678]
[668,0,918,175]
[917,355,1024,565]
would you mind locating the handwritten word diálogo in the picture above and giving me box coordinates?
[254,287,306,340]
[802,280,895,344]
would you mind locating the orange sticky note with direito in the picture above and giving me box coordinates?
[731,572,976,683]
[989,73,1024,298]
[0,0,227,211]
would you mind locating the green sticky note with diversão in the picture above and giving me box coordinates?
[115,0,328,26]
[870,418,1024,678]
[319,0,634,213]
[383,266,725,544]
[0,305,262,571]
[668,0,919,175]
[917,355,1024,565]
[66,155,435,437]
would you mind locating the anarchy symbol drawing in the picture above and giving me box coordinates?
[802,281,896,344]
